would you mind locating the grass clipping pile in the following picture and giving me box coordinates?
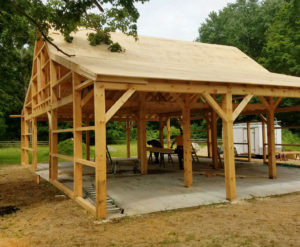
[1,164,300,246]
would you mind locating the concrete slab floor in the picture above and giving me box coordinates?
[36,158,300,218]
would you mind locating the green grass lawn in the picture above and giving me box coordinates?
[0,142,138,165]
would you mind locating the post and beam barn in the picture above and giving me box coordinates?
[20,29,300,219]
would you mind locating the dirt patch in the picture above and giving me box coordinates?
[1,165,300,246]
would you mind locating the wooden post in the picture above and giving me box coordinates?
[21,117,26,165]
[47,112,52,180]
[32,117,38,171]
[159,117,164,148]
[73,73,83,197]
[86,119,90,161]
[94,83,107,219]
[50,61,58,180]
[247,122,252,162]
[139,93,147,174]
[262,120,267,163]
[126,119,130,158]
[206,116,212,158]
[267,109,276,178]
[166,118,171,148]
[222,93,236,201]
[182,96,192,187]
[211,109,219,169]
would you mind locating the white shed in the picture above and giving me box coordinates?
[233,122,282,156]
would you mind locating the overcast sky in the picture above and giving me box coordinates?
[135,0,236,41]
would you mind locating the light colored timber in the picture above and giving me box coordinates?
[73,72,83,198]
[76,158,95,167]
[52,71,72,88]
[52,128,74,133]
[166,118,171,148]
[222,93,236,201]
[202,93,228,121]
[32,117,38,171]
[75,197,96,216]
[211,108,219,169]
[10,115,22,118]
[105,88,136,123]
[94,83,107,219]
[52,94,73,109]
[81,89,94,107]
[139,93,148,174]
[76,126,95,131]
[50,180,74,199]
[267,108,276,179]
[232,94,253,121]
[85,119,90,161]
[75,79,93,91]
[247,122,252,162]
[51,153,74,161]
[262,120,267,163]
[47,29,300,88]
[182,95,192,187]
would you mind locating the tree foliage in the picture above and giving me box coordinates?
[260,0,300,76]
[0,0,148,140]
[197,0,284,60]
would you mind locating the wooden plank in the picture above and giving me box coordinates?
[52,71,72,88]
[52,94,73,109]
[75,197,96,216]
[222,93,236,201]
[94,83,107,219]
[206,116,212,158]
[52,128,74,133]
[262,120,267,163]
[51,153,74,161]
[76,158,95,167]
[211,109,219,168]
[126,120,131,158]
[139,93,148,174]
[81,89,94,107]
[73,73,83,198]
[50,180,74,199]
[267,109,276,179]
[247,122,251,162]
[159,117,164,148]
[232,94,253,121]
[76,126,95,131]
[32,118,38,171]
[105,88,136,123]
[182,96,192,187]
[75,79,93,91]
[85,120,90,161]
[202,93,228,121]
[166,118,171,148]
[273,97,282,109]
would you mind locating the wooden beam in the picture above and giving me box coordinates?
[52,71,72,88]
[94,83,107,219]
[273,97,282,110]
[211,109,219,169]
[126,119,131,158]
[105,88,136,123]
[138,93,148,174]
[159,117,165,148]
[73,72,83,198]
[206,116,212,158]
[32,117,38,171]
[247,122,252,162]
[166,118,171,148]
[202,93,228,121]
[267,109,276,179]
[232,94,253,121]
[262,120,267,163]
[182,96,192,187]
[75,79,93,91]
[81,89,94,107]
[222,93,236,201]
[85,119,90,161]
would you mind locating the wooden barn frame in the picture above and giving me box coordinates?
[20,30,300,219]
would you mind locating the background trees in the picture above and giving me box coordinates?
[197,0,300,131]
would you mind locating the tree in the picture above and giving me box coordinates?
[196,0,284,60]
[260,0,300,76]
[0,0,148,140]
